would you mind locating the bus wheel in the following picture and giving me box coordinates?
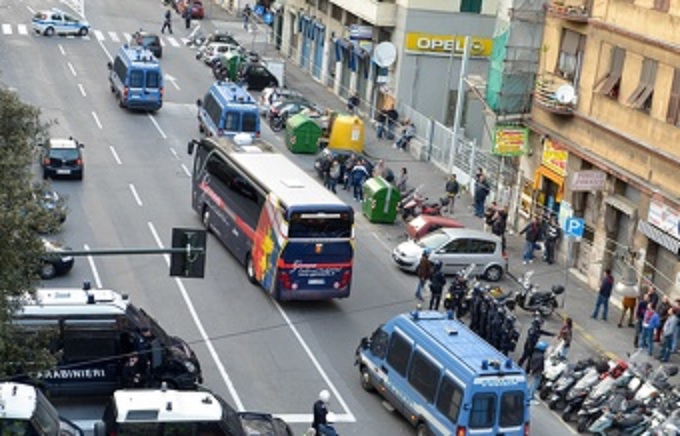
[360,366,374,392]
[202,207,211,232]
[415,423,430,436]
[245,255,257,284]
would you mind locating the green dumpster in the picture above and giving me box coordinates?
[362,177,400,223]
[286,114,322,154]
[223,51,244,81]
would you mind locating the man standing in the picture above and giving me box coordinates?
[428,261,446,311]
[161,9,173,34]
[473,174,490,218]
[518,316,554,370]
[544,215,562,265]
[527,342,548,404]
[519,216,542,265]
[183,6,191,30]
[349,159,369,201]
[444,174,459,214]
[591,269,614,321]
[242,4,252,31]
[414,249,432,302]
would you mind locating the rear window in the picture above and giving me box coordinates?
[49,148,80,160]
[142,36,159,46]
[469,393,496,429]
[129,70,144,88]
[500,391,525,427]
[242,113,257,133]
[146,71,160,89]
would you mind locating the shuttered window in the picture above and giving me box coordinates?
[627,58,658,112]
[557,30,585,81]
[596,47,626,99]
[666,69,680,125]
[654,0,670,12]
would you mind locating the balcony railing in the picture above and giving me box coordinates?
[547,0,590,22]
[533,74,577,116]
[330,0,397,27]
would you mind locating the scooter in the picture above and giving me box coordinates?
[561,359,612,422]
[539,341,568,398]
[546,358,597,409]
[511,270,564,317]
[399,190,442,221]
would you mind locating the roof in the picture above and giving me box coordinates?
[113,388,223,423]
[15,288,129,318]
[119,46,159,65]
[49,138,78,149]
[392,312,523,379]
[0,383,36,420]
[230,153,348,208]
[439,227,502,241]
[211,81,256,107]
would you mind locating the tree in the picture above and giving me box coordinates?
[0,87,62,378]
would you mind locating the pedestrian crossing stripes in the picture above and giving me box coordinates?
[3,24,189,47]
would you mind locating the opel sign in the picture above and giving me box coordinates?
[404,32,493,57]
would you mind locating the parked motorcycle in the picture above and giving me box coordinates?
[561,359,611,422]
[398,188,443,221]
[539,341,568,398]
[510,270,564,317]
[546,358,597,409]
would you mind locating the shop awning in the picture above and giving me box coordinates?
[533,165,564,202]
[638,221,680,255]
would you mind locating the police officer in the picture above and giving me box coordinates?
[517,315,554,371]
[499,314,520,356]
[312,390,337,436]
[528,341,548,402]
[428,261,446,311]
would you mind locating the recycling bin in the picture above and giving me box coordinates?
[286,114,322,154]
[362,176,400,224]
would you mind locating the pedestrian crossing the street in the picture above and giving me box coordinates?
[1,24,189,48]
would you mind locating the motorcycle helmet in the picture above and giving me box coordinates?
[535,341,548,352]
[552,284,566,295]
[432,260,443,271]
[318,389,331,404]
[423,248,432,256]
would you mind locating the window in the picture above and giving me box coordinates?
[442,239,468,254]
[146,71,160,89]
[386,333,411,377]
[626,58,657,112]
[223,112,240,132]
[113,58,128,84]
[129,70,144,88]
[499,391,525,427]
[370,328,389,359]
[63,329,117,363]
[666,69,680,125]
[557,30,585,81]
[408,350,440,403]
[469,239,496,254]
[596,46,626,99]
[469,393,496,429]
[654,0,670,12]
[242,113,257,133]
[461,0,483,13]
[203,93,222,129]
[436,376,464,424]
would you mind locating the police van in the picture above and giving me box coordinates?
[0,382,83,435]
[94,384,293,436]
[355,311,529,436]
[108,46,164,111]
[196,81,260,138]
[11,286,202,397]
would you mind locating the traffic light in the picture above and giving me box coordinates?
[170,228,207,278]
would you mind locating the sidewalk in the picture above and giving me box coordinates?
[201,4,662,365]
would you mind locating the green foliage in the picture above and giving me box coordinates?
[0,87,59,377]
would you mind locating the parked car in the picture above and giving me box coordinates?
[130,31,162,58]
[392,228,507,281]
[406,214,465,241]
[31,189,67,234]
[268,100,321,131]
[40,237,74,279]
[259,87,305,115]
[32,8,89,37]
[238,62,279,91]
[198,42,240,65]
[41,137,84,180]
[177,0,205,19]
[313,148,394,184]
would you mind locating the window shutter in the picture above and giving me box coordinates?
[598,47,625,94]
[560,30,581,56]
[666,69,680,123]
[630,60,657,109]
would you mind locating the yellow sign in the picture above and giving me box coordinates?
[493,126,528,156]
[404,33,493,57]
[542,138,568,177]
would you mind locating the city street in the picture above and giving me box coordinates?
[0,1,655,435]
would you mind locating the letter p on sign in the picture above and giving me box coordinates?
[565,217,585,239]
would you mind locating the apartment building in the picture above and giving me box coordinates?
[525,0,680,293]
[277,0,498,127]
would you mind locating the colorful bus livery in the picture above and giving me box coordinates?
[188,135,354,300]
[356,311,530,436]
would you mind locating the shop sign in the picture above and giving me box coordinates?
[349,25,373,41]
[542,138,568,177]
[404,33,493,57]
[492,125,527,156]
[648,199,680,240]
[569,170,606,192]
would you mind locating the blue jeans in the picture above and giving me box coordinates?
[591,294,609,320]
[528,373,542,400]
[660,335,674,362]
[523,241,536,262]
[352,183,364,201]
[415,279,426,300]
[673,326,680,353]
[474,199,485,217]
[640,326,654,355]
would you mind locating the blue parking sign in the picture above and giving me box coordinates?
[565,217,585,239]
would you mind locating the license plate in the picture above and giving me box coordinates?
[308,279,325,285]
[57,169,71,175]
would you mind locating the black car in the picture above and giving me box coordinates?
[238,62,279,91]
[41,138,84,180]
[41,238,74,279]
[314,148,395,183]
[130,31,162,58]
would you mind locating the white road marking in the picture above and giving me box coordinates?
[2,24,12,35]
[109,146,122,165]
[108,31,119,43]
[169,147,178,159]
[58,44,66,56]
[123,32,131,43]
[147,221,245,411]
[17,24,28,35]
[78,83,86,97]
[96,36,113,62]
[147,113,167,139]
[27,6,36,15]
[91,111,103,129]
[167,37,180,47]
[129,184,143,206]
[159,38,166,47]
[83,244,103,289]
[180,38,189,45]
[67,61,77,76]
[94,29,105,41]
[372,232,393,252]
[181,163,191,177]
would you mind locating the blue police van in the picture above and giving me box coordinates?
[355,311,530,436]
[196,81,260,138]
[108,46,164,111]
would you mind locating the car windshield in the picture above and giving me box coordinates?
[416,230,450,250]
[34,12,48,20]
[142,36,158,46]
[126,305,170,344]
[49,148,79,160]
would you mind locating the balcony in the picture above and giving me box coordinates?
[547,0,590,23]
[533,74,577,116]
[330,0,397,27]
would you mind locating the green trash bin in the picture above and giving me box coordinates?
[285,114,322,154]
[362,177,400,223]
[224,51,244,81]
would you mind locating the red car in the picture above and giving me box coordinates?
[177,0,204,19]
[406,214,464,240]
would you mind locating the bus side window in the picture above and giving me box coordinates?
[385,333,411,377]
[407,350,440,403]
[436,376,464,424]
[469,393,497,429]
[370,328,389,359]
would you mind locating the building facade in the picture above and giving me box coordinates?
[524,0,680,294]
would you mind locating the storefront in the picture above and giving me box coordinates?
[638,199,680,294]
[333,38,353,98]
[533,137,566,217]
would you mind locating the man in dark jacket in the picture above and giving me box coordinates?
[473,174,490,218]
[527,342,548,403]
[414,250,432,301]
[428,261,446,311]
[518,316,554,370]
[520,216,543,264]
[544,215,562,264]
[592,268,614,321]
[349,159,369,201]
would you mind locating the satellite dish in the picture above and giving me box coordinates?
[373,42,397,68]
[555,84,576,104]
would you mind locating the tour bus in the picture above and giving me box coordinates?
[187,134,354,300]
[10,286,202,396]
[95,384,293,436]
[0,382,83,436]
[355,311,530,436]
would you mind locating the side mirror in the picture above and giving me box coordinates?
[107,61,112,70]
[187,140,196,155]
[79,143,85,148]
[196,99,202,108]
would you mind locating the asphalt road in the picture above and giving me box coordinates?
[0,1,580,434]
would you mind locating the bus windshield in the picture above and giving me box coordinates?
[288,211,352,238]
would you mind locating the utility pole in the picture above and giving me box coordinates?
[448,36,471,174]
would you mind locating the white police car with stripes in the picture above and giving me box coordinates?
[32,9,90,37]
